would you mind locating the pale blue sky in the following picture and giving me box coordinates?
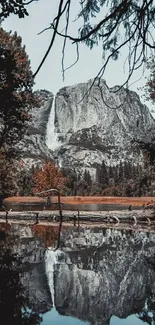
[2,0,154,111]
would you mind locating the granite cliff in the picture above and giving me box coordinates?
[18,89,54,167]
[2,223,155,324]
[10,224,53,314]
[20,79,155,174]
[47,79,155,176]
[51,79,155,175]
[47,227,155,325]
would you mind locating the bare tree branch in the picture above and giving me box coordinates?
[62,0,71,80]
[18,0,155,94]
[33,0,65,78]
[64,43,79,73]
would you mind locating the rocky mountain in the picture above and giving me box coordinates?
[10,224,53,314]
[49,227,155,325]
[18,89,54,167]
[2,223,155,324]
[3,223,53,314]
[47,79,155,176]
[19,79,155,175]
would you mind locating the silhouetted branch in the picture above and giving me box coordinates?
[33,0,65,78]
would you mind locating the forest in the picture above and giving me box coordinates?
[3,158,154,198]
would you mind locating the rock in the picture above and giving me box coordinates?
[16,80,155,175]
[10,224,53,313]
[18,89,54,168]
[50,79,155,176]
[53,227,155,325]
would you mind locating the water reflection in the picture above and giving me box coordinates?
[0,223,155,325]
[0,223,52,325]
[50,227,155,325]
[61,203,140,211]
[0,238,42,324]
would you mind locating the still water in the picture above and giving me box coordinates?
[0,222,155,325]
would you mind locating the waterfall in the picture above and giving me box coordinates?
[45,249,66,308]
[46,96,60,151]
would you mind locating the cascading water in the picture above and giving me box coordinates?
[46,96,60,151]
[45,249,67,308]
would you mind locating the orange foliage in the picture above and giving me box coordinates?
[32,225,59,247]
[32,224,68,247]
[32,161,66,195]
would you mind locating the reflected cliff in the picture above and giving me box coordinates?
[1,223,155,325]
[0,223,52,325]
[45,227,155,325]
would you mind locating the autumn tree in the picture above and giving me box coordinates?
[32,161,66,195]
[0,27,37,151]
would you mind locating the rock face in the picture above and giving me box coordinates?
[18,80,155,174]
[10,224,53,314]
[2,223,155,324]
[47,79,155,175]
[53,227,155,325]
[18,89,54,167]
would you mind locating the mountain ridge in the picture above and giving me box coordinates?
[49,79,155,175]
[18,79,155,176]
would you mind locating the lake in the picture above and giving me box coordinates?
[0,222,155,325]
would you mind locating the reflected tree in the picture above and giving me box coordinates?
[0,237,42,325]
[138,298,155,325]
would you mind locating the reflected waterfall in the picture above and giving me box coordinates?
[45,249,69,308]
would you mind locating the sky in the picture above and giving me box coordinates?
[2,0,155,112]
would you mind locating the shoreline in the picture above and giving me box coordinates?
[0,208,154,224]
[0,217,155,235]
[3,195,155,207]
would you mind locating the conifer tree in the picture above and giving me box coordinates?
[99,160,109,189]
[83,169,92,186]
[124,161,131,180]
[118,161,124,181]
[0,27,37,151]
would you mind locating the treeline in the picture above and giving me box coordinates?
[1,158,154,199]
[61,160,154,197]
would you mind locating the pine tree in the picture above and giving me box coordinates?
[0,28,38,151]
[0,149,18,196]
[124,161,131,180]
[118,161,124,182]
[98,161,109,189]
[109,165,114,179]
[95,165,101,183]
[83,169,92,186]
